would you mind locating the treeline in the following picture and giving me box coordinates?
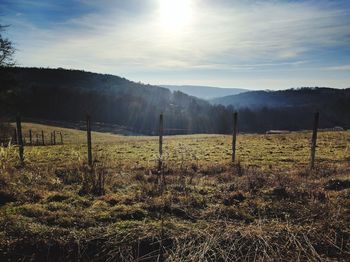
[0,67,231,134]
[0,67,349,134]
[211,87,350,109]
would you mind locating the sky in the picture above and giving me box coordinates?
[1,0,350,89]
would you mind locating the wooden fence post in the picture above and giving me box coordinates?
[158,113,163,171]
[53,131,56,145]
[310,112,319,169]
[16,115,24,165]
[29,129,32,146]
[50,132,53,145]
[36,133,39,145]
[41,130,45,145]
[232,112,238,163]
[59,132,63,145]
[13,128,17,145]
[86,115,92,167]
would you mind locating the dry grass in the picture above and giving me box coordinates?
[0,123,350,261]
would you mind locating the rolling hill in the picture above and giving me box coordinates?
[161,85,249,100]
[0,67,234,135]
[210,88,350,109]
[1,67,350,134]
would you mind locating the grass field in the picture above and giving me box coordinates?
[1,123,350,261]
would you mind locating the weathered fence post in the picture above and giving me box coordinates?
[157,113,165,262]
[41,130,45,145]
[86,114,92,167]
[232,112,238,163]
[50,132,53,145]
[16,115,24,165]
[29,129,32,146]
[158,113,163,171]
[53,131,56,145]
[36,133,39,145]
[13,128,17,145]
[59,131,63,145]
[310,112,319,169]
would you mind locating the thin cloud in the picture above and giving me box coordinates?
[2,0,350,88]
[326,65,350,71]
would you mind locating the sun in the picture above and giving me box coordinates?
[158,0,192,31]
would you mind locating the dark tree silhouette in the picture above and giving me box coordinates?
[0,25,16,140]
[0,25,15,67]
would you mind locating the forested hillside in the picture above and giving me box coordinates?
[211,88,350,109]
[1,67,350,134]
[211,88,350,131]
[0,67,233,134]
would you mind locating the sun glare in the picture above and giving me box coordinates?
[159,0,192,31]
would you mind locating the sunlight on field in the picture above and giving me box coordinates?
[13,122,350,171]
[1,123,350,260]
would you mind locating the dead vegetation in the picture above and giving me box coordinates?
[0,126,350,261]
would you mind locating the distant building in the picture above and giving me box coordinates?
[266,130,291,134]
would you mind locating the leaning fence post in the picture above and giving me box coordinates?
[86,114,92,167]
[310,112,319,169]
[16,115,24,165]
[41,130,45,145]
[232,112,238,163]
[158,113,163,171]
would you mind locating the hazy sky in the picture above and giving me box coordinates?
[1,0,350,89]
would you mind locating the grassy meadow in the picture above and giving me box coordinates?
[1,122,350,261]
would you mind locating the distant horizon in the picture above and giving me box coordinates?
[1,0,350,89]
[9,63,350,91]
[6,65,349,91]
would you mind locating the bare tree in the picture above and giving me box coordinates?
[0,25,15,67]
[0,24,15,136]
